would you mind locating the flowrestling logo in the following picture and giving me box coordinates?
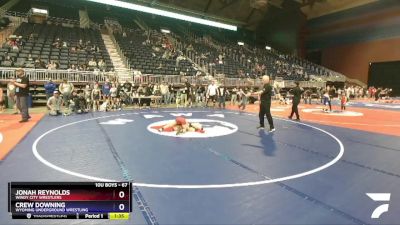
[366,193,391,219]
[99,119,134,125]
[147,119,238,138]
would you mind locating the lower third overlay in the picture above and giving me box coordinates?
[8,182,131,220]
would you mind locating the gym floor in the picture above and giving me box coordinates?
[0,101,399,225]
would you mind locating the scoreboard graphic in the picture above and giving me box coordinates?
[8,182,131,220]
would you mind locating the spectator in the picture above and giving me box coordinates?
[29,33,36,41]
[47,61,58,70]
[84,84,92,111]
[90,44,99,53]
[139,84,152,108]
[52,38,62,49]
[77,39,85,50]
[110,83,118,103]
[27,54,33,61]
[375,88,381,101]
[72,91,88,114]
[323,90,331,112]
[176,54,185,67]
[34,58,45,69]
[340,93,347,111]
[160,82,170,105]
[59,79,74,106]
[0,86,4,112]
[98,59,106,71]
[7,80,18,114]
[47,91,63,116]
[181,79,191,107]
[91,82,102,111]
[4,55,14,66]
[107,68,117,81]
[93,68,100,76]
[99,99,110,112]
[69,64,77,71]
[122,80,132,95]
[186,44,194,52]
[329,85,336,101]
[303,89,312,104]
[102,79,111,100]
[168,84,174,105]
[44,79,57,100]
[12,69,30,122]
[88,58,97,69]
[238,88,249,110]
[10,39,19,51]
[230,87,238,106]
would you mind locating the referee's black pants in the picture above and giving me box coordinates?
[259,102,274,129]
[289,100,300,119]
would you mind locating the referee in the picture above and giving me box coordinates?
[257,75,275,132]
[288,81,303,121]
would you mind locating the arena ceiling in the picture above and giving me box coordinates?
[122,0,378,30]
[297,0,378,19]
[125,0,285,30]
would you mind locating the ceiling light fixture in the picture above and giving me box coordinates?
[87,0,237,31]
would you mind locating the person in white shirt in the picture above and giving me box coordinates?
[59,79,74,106]
[98,59,106,71]
[176,55,185,67]
[99,99,110,112]
[47,91,64,116]
[88,58,97,69]
[206,80,218,107]
[160,82,170,105]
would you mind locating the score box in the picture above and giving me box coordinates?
[8,182,132,219]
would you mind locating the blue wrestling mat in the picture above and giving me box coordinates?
[1,108,400,224]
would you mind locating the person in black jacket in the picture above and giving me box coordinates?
[288,82,303,121]
[217,85,228,109]
[257,75,275,132]
[12,68,30,122]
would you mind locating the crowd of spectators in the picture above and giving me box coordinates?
[44,78,129,115]
[40,76,262,116]
[2,34,107,71]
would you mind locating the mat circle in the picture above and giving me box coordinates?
[32,112,344,189]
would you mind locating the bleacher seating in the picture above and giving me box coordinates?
[125,14,315,80]
[0,22,113,70]
[0,0,340,83]
[115,29,197,76]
